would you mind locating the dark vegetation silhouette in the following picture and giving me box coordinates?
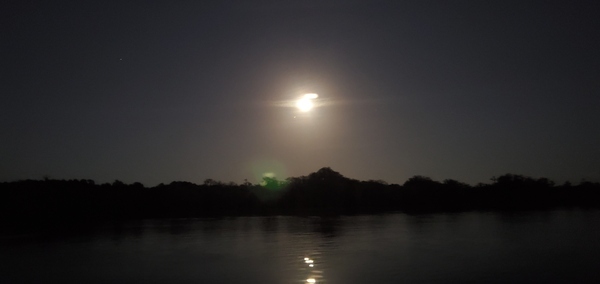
[1,168,599,223]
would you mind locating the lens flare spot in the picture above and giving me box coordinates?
[307,278,316,283]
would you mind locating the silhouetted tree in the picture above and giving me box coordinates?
[0,169,598,222]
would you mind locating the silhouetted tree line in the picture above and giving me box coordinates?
[1,168,599,222]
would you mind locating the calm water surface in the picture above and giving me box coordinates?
[1,209,600,284]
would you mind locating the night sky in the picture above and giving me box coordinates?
[2,0,599,186]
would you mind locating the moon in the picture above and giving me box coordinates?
[296,98,313,112]
[296,93,319,112]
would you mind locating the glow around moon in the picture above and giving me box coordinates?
[296,93,319,112]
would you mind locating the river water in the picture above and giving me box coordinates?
[1,209,599,283]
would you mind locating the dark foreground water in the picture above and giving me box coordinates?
[1,209,600,284]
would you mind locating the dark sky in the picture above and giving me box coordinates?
[2,0,599,185]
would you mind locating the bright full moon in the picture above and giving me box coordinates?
[296,93,319,112]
